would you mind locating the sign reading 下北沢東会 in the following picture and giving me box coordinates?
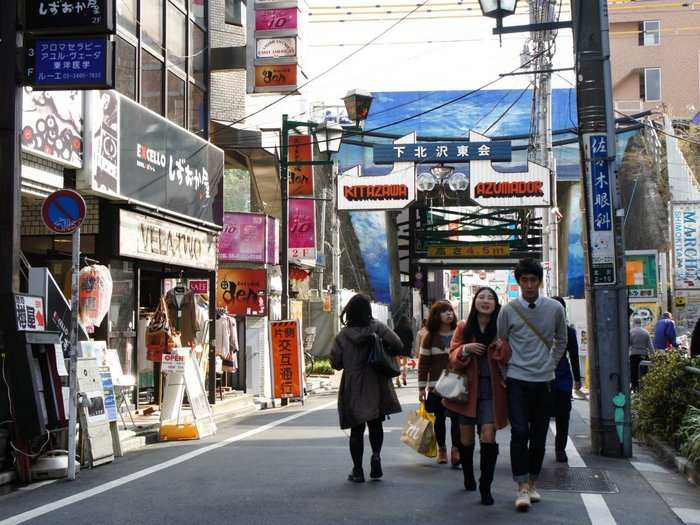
[24,36,115,91]
[672,201,700,289]
[119,209,217,271]
[586,134,616,286]
[79,91,223,224]
[22,0,116,34]
[373,141,511,164]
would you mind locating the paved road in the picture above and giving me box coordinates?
[0,379,697,525]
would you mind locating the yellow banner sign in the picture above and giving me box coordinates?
[426,244,511,258]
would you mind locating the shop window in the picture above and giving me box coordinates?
[117,0,137,35]
[190,0,206,28]
[225,0,243,26]
[640,67,661,102]
[167,2,187,72]
[142,0,164,52]
[115,37,137,101]
[167,71,186,127]
[639,20,660,46]
[224,168,252,212]
[188,82,205,135]
[108,262,137,380]
[190,23,205,86]
[142,51,164,115]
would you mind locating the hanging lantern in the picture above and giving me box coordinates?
[79,265,113,329]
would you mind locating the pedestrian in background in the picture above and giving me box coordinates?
[394,315,413,388]
[445,287,511,505]
[629,317,653,391]
[415,319,428,361]
[654,312,678,351]
[497,258,568,512]
[551,296,582,463]
[418,300,461,466]
[330,294,404,483]
[691,317,700,358]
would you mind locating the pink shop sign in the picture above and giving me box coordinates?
[289,199,316,260]
[255,8,297,31]
[219,213,267,263]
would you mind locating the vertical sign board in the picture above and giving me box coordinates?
[288,135,313,196]
[288,198,316,261]
[97,367,117,423]
[671,202,700,289]
[14,295,46,332]
[270,320,303,400]
[76,358,114,466]
[586,135,616,285]
[625,251,658,299]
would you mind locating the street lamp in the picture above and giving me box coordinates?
[343,89,373,128]
[478,0,518,19]
[416,165,469,195]
[315,123,344,154]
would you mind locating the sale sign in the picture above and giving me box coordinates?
[288,135,313,196]
[270,320,303,399]
[216,268,267,316]
[288,198,316,261]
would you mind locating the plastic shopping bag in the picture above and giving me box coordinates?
[400,402,437,458]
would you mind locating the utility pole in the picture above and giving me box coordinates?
[572,0,632,457]
[280,114,290,320]
[529,0,559,296]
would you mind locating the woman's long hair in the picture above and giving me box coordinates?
[426,300,457,337]
[460,287,501,343]
[340,294,373,327]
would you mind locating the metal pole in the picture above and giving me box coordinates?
[67,228,81,480]
[281,114,289,320]
[317,187,328,291]
[572,0,631,457]
[331,161,341,336]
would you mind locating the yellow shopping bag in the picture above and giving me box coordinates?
[400,402,437,458]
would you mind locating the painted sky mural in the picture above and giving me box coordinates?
[337,88,585,304]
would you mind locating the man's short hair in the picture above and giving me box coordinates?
[633,318,642,326]
[514,258,544,282]
[662,312,672,319]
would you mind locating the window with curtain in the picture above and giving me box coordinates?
[142,51,164,114]
[115,37,137,100]
[167,2,187,71]
[167,71,186,126]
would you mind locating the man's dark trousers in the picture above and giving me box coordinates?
[507,377,551,483]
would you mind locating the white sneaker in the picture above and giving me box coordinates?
[528,486,542,503]
[515,489,531,511]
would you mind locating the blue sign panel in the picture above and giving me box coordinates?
[373,141,512,164]
[98,367,118,423]
[24,36,114,90]
[590,136,613,232]
[41,189,86,234]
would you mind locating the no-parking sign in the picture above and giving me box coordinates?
[41,189,86,234]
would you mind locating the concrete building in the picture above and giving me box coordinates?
[609,1,700,120]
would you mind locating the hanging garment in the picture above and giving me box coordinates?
[215,315,238,373]
[164,288,198,346]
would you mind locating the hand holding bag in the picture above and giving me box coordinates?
[400,402,437,458]
[367,332,401,378]
[434,367,469,402]
[146,297,181,362]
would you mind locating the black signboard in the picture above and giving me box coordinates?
[24,35,115,91]
[21,0,116,35]
[83,91,224,225]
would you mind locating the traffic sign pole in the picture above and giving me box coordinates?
[67,227,80,480]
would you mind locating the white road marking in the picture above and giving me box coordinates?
[549,421,586,468]
[0,400,337,525]
[672,507,700,524]
[581,494,617,524]
[630,461,671,474]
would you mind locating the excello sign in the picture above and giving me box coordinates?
[119,210,217,271]
[672,202,700,289]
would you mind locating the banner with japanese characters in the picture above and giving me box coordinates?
[270,320,303,400]
[288,135,313,196]
[79,90,224,225]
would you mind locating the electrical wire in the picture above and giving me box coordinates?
[615,110,700,147]
[482,83,533,134]
[10,429,51,459]
[1,354,13,422]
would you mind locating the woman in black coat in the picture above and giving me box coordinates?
[330,294,403,483]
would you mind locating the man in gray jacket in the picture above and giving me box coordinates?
[497,258,567,511]
[629,317,653,391]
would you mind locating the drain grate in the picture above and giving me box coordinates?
[535,467,619,493]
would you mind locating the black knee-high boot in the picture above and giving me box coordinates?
[459,443,476,491]
[479,443,499,505]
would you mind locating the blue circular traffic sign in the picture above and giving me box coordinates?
[41,190,86,234]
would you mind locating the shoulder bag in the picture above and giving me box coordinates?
[510,301,553,351]
[434,366,469,402]
[367,332,401,378]
[146,297,181,362]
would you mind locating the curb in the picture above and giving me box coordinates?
[644,434,700,487]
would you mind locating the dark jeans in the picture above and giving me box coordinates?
[507,378,551,483]
[552,389,572,453]
[630,354,647,391]
[349,418,383,470]
[426,391,460,449]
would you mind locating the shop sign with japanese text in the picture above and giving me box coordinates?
[270,320,303,399]
[22,0,116,34]
[288,135,313,196]
[216,268,267,316]
[219,213,279,264]
[672,202,700,289]
[118,209,217,271]
[586,135,616,286]
[79,91,223,225]
[15,294,46,332]
[373,141,511,164]
[255,8,298,31]
[24,36,115,91]
[426,244,510,258]
[256,37,296,59]
[289,198,316,261]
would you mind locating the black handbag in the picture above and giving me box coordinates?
[367,333,401,378]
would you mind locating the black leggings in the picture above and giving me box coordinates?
[349,418,384,469]
[427,392,460,449]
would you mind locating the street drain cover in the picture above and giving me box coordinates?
[536,467,618,493]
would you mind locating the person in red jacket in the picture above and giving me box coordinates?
[444,287,511,505]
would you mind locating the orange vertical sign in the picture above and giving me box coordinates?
[270,320,303,399]
[288,135,313,196]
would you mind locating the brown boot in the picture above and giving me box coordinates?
[451,446,461,468]
[437,448,448,464]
